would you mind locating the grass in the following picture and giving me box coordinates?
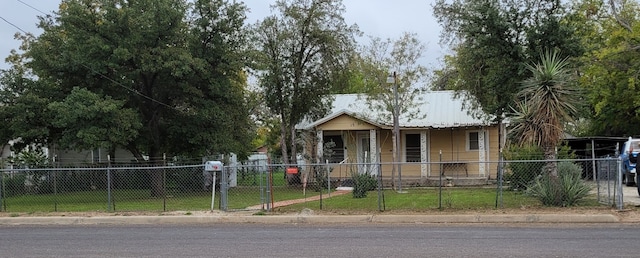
[0,185,324,213]
[274,187,602,213]
[0,183,602,213]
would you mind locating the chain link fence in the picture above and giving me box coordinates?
[593,157,623,209]
[0,157,625,213]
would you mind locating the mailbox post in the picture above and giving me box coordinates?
[205,161,223,211]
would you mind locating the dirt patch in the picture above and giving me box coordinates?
[0,210,253,218]
[2,204,639,222]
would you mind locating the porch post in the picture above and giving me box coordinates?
[316,130,323,163]
[369,129,378,174]
[478,128,487,177]
[420,131,428,177]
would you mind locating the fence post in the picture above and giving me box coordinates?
[221,166,228,211]
[326,160,331,197]
[259,165,265,210]
[617,157,624,210]
[495,150,504,209]
[266,165,272,211]
[0,164,3,212]
[439,150,442,209]
[53,155,58,212]
[210,169,217,211]
[162,153,167,212]
[377,153,384,211]
[107,155,113,212]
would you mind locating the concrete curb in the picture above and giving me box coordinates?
[0,214,620,225]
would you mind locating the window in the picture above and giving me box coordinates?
[468,131,479,151]
[92,148,100,163]
[405,133,421,162]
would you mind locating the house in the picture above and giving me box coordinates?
[1,143,12,169]
[296,90,502,185]
[48,146,138,166]
[0,139,50,169]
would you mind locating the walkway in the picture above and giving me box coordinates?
[246,190,351,210]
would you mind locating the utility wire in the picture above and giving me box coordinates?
[1,12,180,113]
[77,63,179,112]
[0,16,28,34]
[17,0,50,16]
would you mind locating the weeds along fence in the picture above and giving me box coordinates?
[0,158,624,213]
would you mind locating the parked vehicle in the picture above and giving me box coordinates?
[620,137,640,189]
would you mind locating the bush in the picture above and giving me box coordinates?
[504,144,575,191]
[352,172,377,198]
[504,145,545,191]
[313,167,329,191]
[526,161,592,206]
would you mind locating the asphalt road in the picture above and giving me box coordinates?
[2,224,640,257]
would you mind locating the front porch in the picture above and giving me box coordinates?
[322,162,495,188]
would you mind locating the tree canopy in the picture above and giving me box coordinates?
[253,0,358,171]
[571,0,640,136]
[1,0,254,162]
[433,0,583,122]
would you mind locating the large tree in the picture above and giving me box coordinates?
[570,0,640,136]
[1,0,254,196]
[433,0,583,150]
[253,0,358,183]
[355,32,428,189]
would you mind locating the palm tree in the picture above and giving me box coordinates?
[513,50,579,177]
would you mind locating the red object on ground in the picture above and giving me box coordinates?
[286,167,298,174]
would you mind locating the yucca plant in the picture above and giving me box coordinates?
[512,50,579,177]
[526,161,592,206]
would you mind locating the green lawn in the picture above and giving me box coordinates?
[0,185,323,212]
[274,187,602,213]
[0,185,601,213]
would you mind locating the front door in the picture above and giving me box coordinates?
[357,132,371,174]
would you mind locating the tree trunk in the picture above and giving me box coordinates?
[544,146,558,178]
[287,124,300,185]
[279,114,297,185]
[390,132,396,189]
[148,149,164,198]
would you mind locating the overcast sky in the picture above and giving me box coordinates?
[0,0,447,71]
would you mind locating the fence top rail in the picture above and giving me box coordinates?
[0,164,204,173]
[256,158,621,167]
[0,157,620,172]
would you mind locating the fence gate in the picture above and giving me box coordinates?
[595,158,623,210]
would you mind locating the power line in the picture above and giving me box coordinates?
[17,0,50,16]
[0,11,180,113]
[77,63,179,112]
[0,16,28,34]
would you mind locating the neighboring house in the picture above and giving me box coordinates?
[0,140,138,167]
[1,143,11,168]
[1,139,50,169]
[296,90,502,183]
[49,146,138,166]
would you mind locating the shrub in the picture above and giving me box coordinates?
[313,166,329,191]
[504,145,545,191]
[526,161,592,206]
[504,144,575,191]
[352,172,377,198]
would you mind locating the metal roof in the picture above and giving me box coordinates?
[298,90,495,130]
